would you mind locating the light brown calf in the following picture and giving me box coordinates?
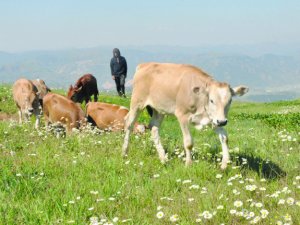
[31,79,51,106]
[43,93,86,134]
[12,78,41,128]
[86,102,145,133]
[123,63,248,169]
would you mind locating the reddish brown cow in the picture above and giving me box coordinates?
[12,78,41,128]
[67,74,99,104]
[43,93,86,134]
[86,102,146,133]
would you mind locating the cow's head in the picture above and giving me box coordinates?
[205,83,248,127]
[67,85,83,103]
[23,91,41,117]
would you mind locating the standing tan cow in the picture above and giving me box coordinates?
[31,79,51,106]
[12,78,41,128]
[43,93,86,134]
[123,63,249,169]
[86,102,146,133]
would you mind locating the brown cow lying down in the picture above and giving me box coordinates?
[67,74,99,104]
[31,79,51,106]
[86,102,146,133]
[12,78,41,128]
[123,63,249,169]
[43,93,86,134]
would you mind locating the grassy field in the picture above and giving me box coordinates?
[0,85,299,225]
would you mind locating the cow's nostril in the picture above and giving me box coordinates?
[28,108,34,113]
[217,119,227,126]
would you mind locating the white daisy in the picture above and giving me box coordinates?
[156,211,164,219]
[260,209,269,218]
[234,200,243,208]
[169,214,179,222]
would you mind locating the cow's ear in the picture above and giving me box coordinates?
[193,87,201,94]
[231,85,249,96]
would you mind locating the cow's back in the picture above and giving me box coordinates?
[32,79,50,99]
[87,102,128,130]
[131,63,213,114]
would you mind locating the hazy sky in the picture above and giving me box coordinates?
[1,0,300,52]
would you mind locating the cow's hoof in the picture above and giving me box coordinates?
[220,163,227,170]
[185,160,192,167]
[160,157,167,164]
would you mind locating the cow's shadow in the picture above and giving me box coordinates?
[191,148,286,180]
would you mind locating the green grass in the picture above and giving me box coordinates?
[0,85,299,224]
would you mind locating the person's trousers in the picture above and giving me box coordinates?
[115,75,126,96]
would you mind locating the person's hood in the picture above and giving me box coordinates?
[113,48,121,58]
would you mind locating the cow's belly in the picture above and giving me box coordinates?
[145,98,175,115]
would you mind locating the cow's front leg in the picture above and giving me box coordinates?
[178,117,193,166]
[215,127,229,170]
[18,109,22,124]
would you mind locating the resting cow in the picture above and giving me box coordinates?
[86,102,146,133]
[43,93,86,134]
[123,63,248,169]
[31,79,51,106]
[12,78,41,128]
[67,74,99,104]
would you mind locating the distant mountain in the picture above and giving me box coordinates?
[0,46,300,101]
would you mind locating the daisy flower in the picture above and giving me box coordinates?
[156,211,164,219]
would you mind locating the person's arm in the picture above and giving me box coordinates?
[110,59,115,80]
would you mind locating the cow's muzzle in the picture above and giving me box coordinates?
[217,119,227,127]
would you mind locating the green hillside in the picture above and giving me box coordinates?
[0,85,299,224]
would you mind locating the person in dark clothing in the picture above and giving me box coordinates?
[110,48,127,97]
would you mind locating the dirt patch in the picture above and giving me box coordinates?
[0,112,17,121]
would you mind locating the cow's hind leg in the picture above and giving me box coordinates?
[34,115,40,129]
[94,93,98,102]
[215,127,229,170]
[122,106,141,157]
[177,116,193,166]
[149,110,166,163]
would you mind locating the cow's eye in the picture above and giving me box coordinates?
[210,99,214,104]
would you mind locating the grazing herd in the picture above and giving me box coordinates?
[11,63,249,169]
